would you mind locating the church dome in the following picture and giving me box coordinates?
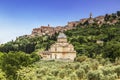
[58,33,67,38]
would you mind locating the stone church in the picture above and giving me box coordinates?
[40,33,76,61]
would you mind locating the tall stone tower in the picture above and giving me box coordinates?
[90,12,92,18]
[48,24,50,27]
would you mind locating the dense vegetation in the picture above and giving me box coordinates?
[66,22,120,62]
[14,58,120,80]
[0,52,40,79]
[1,21,120,62]
[1,23,120,60]
[0,11,120,80]
[0,33,58,54]
[0,56,120,80]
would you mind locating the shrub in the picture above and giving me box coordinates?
[81,62,91,73]
[75,56,87,62]
[51,69,59,76]
[39,67,48,75]
[46,75,55,80]
[115,65,120,78]
[101,73,117,80]
[91,60,99,70]
[100,58,111,66]
[87,70,103,80]
[115,57,120,65]
[74,63,80,70]
[65,68,73,76]
[70,72,77,80]
[0,69,6,80]
[17,67,37,80]
[76,68,85,79]
[58,70,66,79]
[102,67,115,76]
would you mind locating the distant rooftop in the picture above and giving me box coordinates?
[58,33,67,38]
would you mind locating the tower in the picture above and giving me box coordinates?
[90,12,92,18]
[57,32,67,42]
[48,24,50,27]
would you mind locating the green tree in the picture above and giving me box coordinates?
[87,70,103,80]
[1,51,40,79]
[103,41,120,61]
[0,69,6,80]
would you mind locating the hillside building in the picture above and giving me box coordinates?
[40,33,76,61]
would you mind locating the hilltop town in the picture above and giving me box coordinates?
[30,12,120,37]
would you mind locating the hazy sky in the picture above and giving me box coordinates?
[0,0,120,43]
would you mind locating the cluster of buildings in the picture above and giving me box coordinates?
[31,13,104,37]
[31,23,76,36]
[31,13,119,37]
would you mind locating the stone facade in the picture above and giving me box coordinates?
[40,33,76,61]
[80,18,88,24]
[54,26,64,33]
[95,16,105,24]
[31,24,76,37]
[31,25,55,36]
[68,21,79,27]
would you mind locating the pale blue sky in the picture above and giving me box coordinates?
[0,0,120,43]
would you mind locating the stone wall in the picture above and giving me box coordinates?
[50,53,76,60]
